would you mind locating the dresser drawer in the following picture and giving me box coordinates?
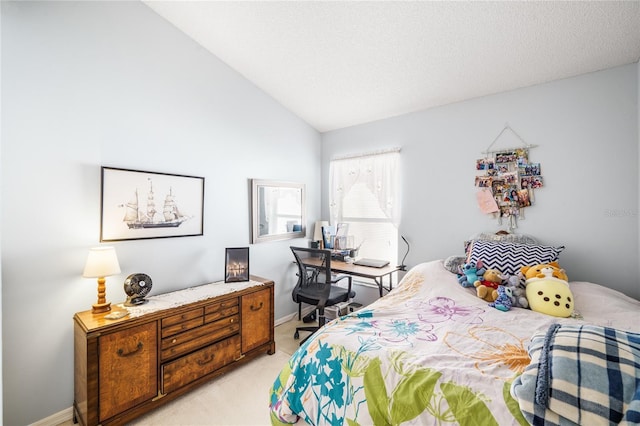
[161,334,241,394]
[204,298,239,323]
[205,305,238,323]
[162,307,204,328]
[161,308,204,338]
[160,314,240,361]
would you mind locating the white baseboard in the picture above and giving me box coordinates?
[274,306,314,326]
[30,406,73,426]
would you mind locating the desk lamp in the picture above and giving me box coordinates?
[82,246,121,313]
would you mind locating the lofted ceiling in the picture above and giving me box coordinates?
[143,1,640,133]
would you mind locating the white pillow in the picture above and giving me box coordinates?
[464,232,539,253]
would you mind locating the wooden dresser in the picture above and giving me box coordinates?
[73,276,275,426]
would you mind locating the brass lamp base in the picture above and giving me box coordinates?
[92,276,111,314]
[92,301,111,314]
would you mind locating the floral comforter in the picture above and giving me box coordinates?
[269,260,640,426]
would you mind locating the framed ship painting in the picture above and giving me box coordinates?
[225,247,249,282]
[100,167,205,242]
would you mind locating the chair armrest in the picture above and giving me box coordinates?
[331,274,352,290]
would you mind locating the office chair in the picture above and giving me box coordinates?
[290,246,354,344]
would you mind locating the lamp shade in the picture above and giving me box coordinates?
[313,220,328,242]
[82,246,121,278]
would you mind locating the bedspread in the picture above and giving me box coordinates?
[269,260,640,426]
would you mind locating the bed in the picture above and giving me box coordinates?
[269,257,640,425]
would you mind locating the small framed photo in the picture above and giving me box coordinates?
[501,171,518,184]
[515,149,529,165]
[519,163,541,176]
[517,189,532,207]
[476,158,494,170]
[225,247,250,282]
[491,179,508,195]
[495,151,517,164]
[475,175,492,188]
[530,176,544,188]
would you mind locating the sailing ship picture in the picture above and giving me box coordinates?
[101,167,204,242]
[124,180,189,229]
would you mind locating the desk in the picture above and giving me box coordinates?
[302,258,401,298]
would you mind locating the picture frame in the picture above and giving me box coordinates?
[225,247,250,282]
[100,166,205,242]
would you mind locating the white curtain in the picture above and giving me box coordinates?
[329,150,401,226]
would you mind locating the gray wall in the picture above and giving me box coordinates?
[322,64,640,300]
[1,2,319,424]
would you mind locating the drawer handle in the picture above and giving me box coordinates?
[250,302,264,311]
[197,353,216,366]
[117,342,143,357]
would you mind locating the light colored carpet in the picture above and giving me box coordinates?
[129,319,305,425]
[129,351,293,425]
[59,319,306,426]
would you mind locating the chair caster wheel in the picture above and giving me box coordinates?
[294,330,300,339]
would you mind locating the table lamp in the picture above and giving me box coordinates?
[82,246,121,313]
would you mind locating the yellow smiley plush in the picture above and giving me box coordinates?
[521,262,574,318]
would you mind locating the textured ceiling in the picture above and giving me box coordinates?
[144,1,640,132]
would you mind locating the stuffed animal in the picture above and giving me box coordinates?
[473,268,504,302]
[457,260,486,288]
[521,262,573,317]
[503,273,529,309]
[489,286,513,311]
[521,261,568,281]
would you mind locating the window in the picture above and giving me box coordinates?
[329,150,400,264]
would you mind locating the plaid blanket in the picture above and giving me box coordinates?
[511,324,640,425]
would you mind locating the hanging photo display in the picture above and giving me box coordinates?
[475,145,544,229]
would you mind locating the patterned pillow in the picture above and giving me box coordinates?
[466,240,565,275]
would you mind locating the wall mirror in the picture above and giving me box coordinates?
[251,179,306,244]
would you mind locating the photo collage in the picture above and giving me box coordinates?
[475,148,543,220]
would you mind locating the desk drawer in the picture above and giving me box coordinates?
[161,334,241,394]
